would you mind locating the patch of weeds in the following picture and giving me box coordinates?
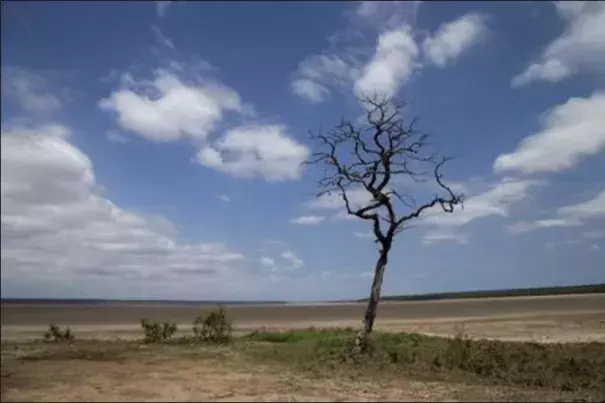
[19,342,131,363]
[245,327,355,343]
[43,324,74,343]
[193,306,232,344]
[240,328,605,394]
[140,319,178,343]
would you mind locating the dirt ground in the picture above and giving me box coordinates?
[2,294,605,343]
[2,294,604,401]
[1,342,598,402]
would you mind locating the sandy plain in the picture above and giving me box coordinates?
[2,294,604,402]
[2,293,605,342]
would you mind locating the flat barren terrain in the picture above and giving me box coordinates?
[2,293,605,342]
[2,294,604,402]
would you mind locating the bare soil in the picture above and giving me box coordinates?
[2,294,604,343]
[2,294,604,402]
[1,341,601,402]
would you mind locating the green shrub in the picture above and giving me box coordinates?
[140,319,178,343]
[43,324,74,343]
[193,306,232,343]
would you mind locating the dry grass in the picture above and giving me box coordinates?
[2,328,604,402]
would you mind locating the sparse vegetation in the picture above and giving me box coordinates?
[140,319,178,343]
[138,307,232,345]
[4,327,604,401]
[243,328,605,393]
[193,306,232,343]
[43,324,74,343]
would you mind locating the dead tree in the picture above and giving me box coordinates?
[306,97,463,352]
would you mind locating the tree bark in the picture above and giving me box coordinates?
[355,242,391,353]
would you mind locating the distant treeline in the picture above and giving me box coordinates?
[0,299,287,306]
[355,283,605,302]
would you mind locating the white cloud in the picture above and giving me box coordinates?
[589,244,601,251]
[557,189,605,219]
[291,2,425,104]
[291,79,330,103]
[217,194,231,203]
[354,26,419,99]
[1,67,62,113]
[1,124,247,292]
[106,130,129,144]
[352,1,423,30]
[354,230,374,239]
[291,54,358,103]
[508,189,605,234]
[494,92,605,174]
[421,231,468,245]
[99,69,242,142]
[545,239,581,249]
[260,256,276,267]
[151,24,176,50]
[507,218,581,234]
[355,1,380,19]
[511,1,605,87]
[422,13,488,68]
[307,187,373,211]
[281,250,304,270]
[195,125,310,181]
[423,178,542,228]
[291,215,325,225]
[156,1,172,18]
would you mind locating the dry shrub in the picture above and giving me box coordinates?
[140,319,178,343]
[193,306,232,343]
[43,324,74,343]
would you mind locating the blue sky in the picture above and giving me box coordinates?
[1,1,604,301]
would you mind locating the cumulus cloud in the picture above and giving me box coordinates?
[260,256,276,267]
[1,67,62,113]
[1,124,247,292]
[291,79,330,103]
[258,247,305,273]
[511,1,605,87]
[195,125,310,181]
[99,69,242,142]
[307,187,373,211]
[493,92,605,174]
[557,189,605,219]
[291,215,325,225]
[291,54,358,103]
[422,13,488,68]
[352,1,423,30]
[354,26,419,99]
[281,250,305,270]
[425,178,541,227]
[421,178,541,242]
[507,189,605,234]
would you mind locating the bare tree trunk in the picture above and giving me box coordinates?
[355,242,391,353]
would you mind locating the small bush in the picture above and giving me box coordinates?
[193,306,232,343]
[140,319,178,343]
[43,324,74,343]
